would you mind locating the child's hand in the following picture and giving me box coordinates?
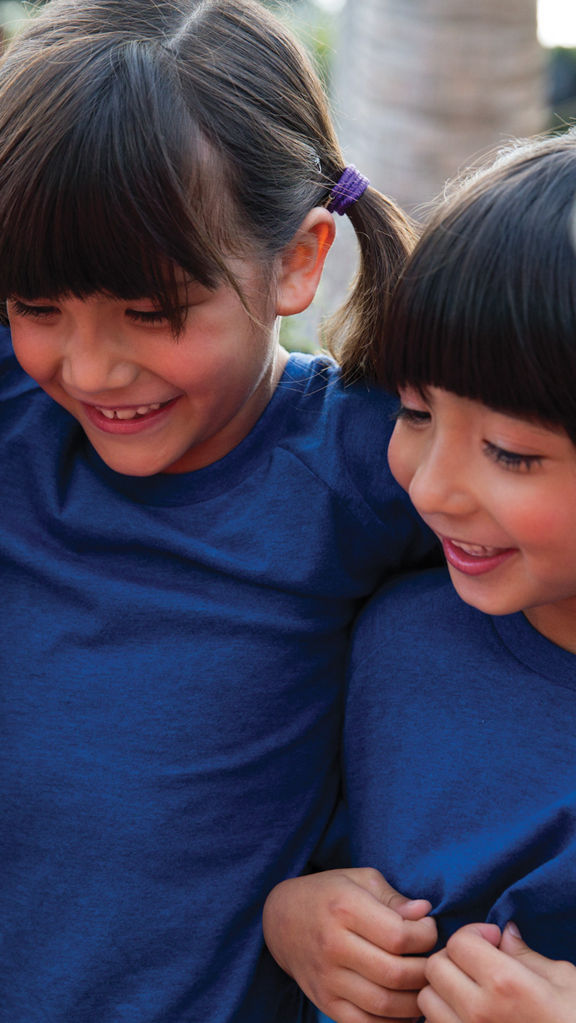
[418,921,576,1023]
[262,867,436,1022]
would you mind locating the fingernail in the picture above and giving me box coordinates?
[504,921,521,938]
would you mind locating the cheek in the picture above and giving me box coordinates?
[495,487,575,555]
[159,348,248,399]
[11,332,39,378]
[387,425,415,492]
[10,325,55,383]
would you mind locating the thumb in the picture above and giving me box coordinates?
[499,922,558,980]
[395,896,433,921]
[357,870,431,920]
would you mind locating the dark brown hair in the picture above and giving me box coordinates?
[0,0,414,375]
[379,132,576,442]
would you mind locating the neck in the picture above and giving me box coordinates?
[163,342,289,474]
[523,602,576,655]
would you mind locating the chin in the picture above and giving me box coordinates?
[448,574,524,618]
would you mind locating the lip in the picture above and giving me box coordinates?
[441,536,518,576]
[81,397,179,435]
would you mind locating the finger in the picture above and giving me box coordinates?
[338,931,430,990]
[424,947,481,1021]
[333,961,427,1018]
[361,910,437,957]
[395,898,434,922]
[326,992,424,1023]
[350,869,432,921]
[498,922,566,982]
[349,892,437,956]
[461,922,501,947]
[442,924,506,986]
[426,930,572,1023]
[327,880,437,956]
[418,983,462,1023]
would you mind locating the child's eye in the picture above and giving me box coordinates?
[394,403,431,426]
[8,299,59,319]
[125,308,170,325]
[483,440,542,471]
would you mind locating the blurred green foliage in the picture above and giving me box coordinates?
[263,0,338,89]
[279,314,322,354]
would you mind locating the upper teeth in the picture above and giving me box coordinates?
[452,540,499,557]
[97,403,162,420]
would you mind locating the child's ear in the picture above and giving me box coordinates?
[275,208,335,316]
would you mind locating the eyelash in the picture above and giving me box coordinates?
[394,404,430,425]
[125,309,169,324]
[483,441,542,472]
[9,300,171,325]
[9,299,56,319]
[396,403,542,472]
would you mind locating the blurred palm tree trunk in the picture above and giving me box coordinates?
[315,0,545,322]
[332,0,545,214]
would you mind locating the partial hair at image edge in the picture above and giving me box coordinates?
[377,131,576,442]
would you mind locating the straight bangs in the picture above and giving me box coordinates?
[0,36,240,327]
[379,142,576,440]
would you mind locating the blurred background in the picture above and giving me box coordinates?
[271,0,574,207]
[271,0,576,349]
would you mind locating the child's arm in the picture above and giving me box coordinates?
[263,867,437,1021]
[418,921,576,1023]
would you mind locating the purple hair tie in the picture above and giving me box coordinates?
[326,165,369,215]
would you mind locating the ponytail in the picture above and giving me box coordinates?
[323,184,417,383]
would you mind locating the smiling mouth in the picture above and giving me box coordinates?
[441,536,517,577]
[94,401,168,421]
[450,539,505,558]
[82,397,179,433]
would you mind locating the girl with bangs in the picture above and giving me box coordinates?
[264,133,576,1023]
[0,0,439,1020]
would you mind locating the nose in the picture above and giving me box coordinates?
[408,438,477,520]
[61,329,138,395]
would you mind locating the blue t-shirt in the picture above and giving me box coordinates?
[0,328,434,1023]
[345,568,576,960]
